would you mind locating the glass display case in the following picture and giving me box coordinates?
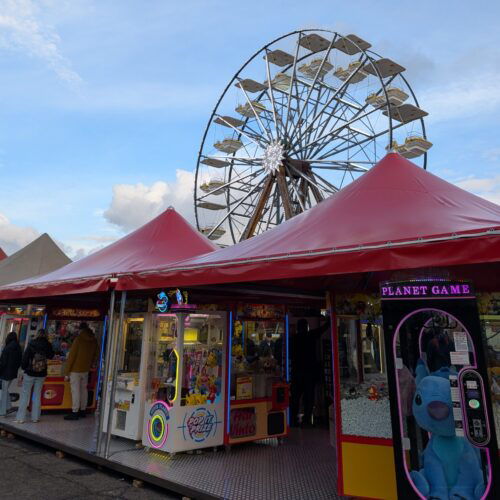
[337,316,391,438]
[146,314,178,405]
[481,315,500,448]
[228,316,289,445]
[181,313,224,406]
[143,311,227,454]
[46,319,102,377]
[104,315,147,441]
[231,319,285,400]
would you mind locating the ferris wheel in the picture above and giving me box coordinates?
[194,29,431,244]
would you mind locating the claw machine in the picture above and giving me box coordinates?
[142,309,226,453]
[104,312,150,441]
[380,280,499,500]
[227,304,289,446]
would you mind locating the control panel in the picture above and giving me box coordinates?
[460,369,490,447]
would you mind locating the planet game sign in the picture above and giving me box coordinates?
[380,280,474,299]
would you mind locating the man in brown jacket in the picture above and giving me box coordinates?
[64,324,98,420]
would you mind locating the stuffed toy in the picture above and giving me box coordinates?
[410,360,485,499]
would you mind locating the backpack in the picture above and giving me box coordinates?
[30,350,47,374]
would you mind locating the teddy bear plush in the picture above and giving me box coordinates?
[410,360,485,499]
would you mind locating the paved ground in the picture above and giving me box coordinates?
[0,433,179,500]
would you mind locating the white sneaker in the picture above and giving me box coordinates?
[32,420,39,423]
[14,419,24,424]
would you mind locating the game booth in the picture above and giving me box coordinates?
[110,153,500,499]
[0,154,499,500]
[100,290,301,454]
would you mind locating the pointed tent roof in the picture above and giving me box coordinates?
[0,208,217,298]
[117,153,500,290]
[0,234,71,287]
[0,248,6,261]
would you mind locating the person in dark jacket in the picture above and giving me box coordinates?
[0,332,22,416]
[290,317,330,427]
[15,328,54,423]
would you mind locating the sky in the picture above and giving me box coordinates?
[0,0,499,258]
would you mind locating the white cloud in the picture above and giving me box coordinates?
[456,175,500,206]
[0,212,39,255]
[103,169,195,232]
[0,0,81,84]
[421,74,500,124]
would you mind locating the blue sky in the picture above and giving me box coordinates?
[0,0,499,257]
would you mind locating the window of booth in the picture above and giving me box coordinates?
[181,313,224,406]
[337,316,392,438]
[147,314,179,404]
[46,319,102,377]
[231,319,285,400]
[481,316,500,448]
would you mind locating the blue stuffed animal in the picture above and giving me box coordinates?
[410,360,485,499]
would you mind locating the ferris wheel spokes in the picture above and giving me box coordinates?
[195,29,430,243]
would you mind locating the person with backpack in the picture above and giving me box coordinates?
[15,328,54,423]
[0,332,22,416]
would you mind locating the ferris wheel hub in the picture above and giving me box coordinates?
[263,140,285,174]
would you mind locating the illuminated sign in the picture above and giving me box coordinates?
[50,308,101,318]
[380,281,473,299]
[147,401,170,449]
[155,291,170,313]
[155,289,190,312]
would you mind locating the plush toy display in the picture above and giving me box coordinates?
[410,360,485,499]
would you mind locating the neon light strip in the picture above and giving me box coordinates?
[43,313,47,329]
[285,314,289,382]
[227,311,233,434]
[285,313,290,426]
[170,349,180,402]
[96,315,108,401]
[393,307,493,500]
[147,400,171,449]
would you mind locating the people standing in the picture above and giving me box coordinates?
[64,325,98,420]
[0,332,22,417]
[258,331,275,358]
[15,328,54,423]
[290,317,330,427]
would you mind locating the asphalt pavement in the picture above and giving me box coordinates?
[0,433,180,500]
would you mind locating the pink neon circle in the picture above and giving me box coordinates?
[147,400,171,449]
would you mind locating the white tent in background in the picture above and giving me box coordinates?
[0,233,71,287]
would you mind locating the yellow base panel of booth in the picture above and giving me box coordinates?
[341,441,397,499]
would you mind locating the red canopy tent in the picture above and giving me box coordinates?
[0,208,217,299]
[116,153,500,291]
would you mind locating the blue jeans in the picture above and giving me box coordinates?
[0,379,12,416]
[16,375,45,422]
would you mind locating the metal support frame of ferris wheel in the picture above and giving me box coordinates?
[194,29,428,244]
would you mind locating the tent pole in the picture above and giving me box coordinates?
[96,289,115,456]
[104,290,127,459]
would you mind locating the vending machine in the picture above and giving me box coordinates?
[380,279,499,500]
[142,310,226,453]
